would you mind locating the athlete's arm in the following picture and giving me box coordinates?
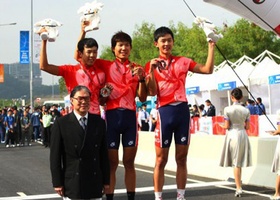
[135,66,148,102]
[74,21,89,62]
[145,59,158,96]
[192,41,215,74]
[39,39,59,75]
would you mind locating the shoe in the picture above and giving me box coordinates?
[235,188,242,197]
[16,144,20,147]
[11,145,16,148]
[177,197,186,200]
[270,196,280,200]
[28,144,32,146]
[6,145,9,148]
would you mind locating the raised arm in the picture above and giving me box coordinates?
[74,21,89,62]
[192,41,215,74]
[39,39,59,75]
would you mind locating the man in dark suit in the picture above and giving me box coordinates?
[205,99,216,117]
[50,85,110,200]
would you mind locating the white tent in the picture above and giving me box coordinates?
[186,67,218,106]
[248,50,280,114]
[210,56,256,114]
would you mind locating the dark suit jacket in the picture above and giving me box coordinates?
[50,112,110,199]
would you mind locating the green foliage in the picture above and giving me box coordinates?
[58,77,68,96]
[99,19,280,67]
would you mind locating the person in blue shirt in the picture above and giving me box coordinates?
[4,109,15,147]
[245,99,257,115]
[255,97,266,115]
[31,107,41,142]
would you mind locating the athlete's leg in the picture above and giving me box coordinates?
[123,146,137,198]
[107,149,119,194]
[175,144,189,189]
[154,146,169,192]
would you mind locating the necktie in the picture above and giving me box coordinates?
[144,111,147,119]
[80,117,87,130]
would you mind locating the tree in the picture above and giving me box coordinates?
[58,77,67,96]
[97,19,280,69]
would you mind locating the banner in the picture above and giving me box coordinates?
[217,81,236,91]
[19,31,30,64]
[0,64,4,83]
[33,33,41,63]
[186,86,200,94]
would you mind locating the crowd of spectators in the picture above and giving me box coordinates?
[0,104,67,148]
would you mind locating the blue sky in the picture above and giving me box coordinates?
[0,0,240,85]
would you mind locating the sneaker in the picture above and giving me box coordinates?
[177,197,186,200]
[11,145,15,148]
[270,196,280,200]
[235,188,242,197]
[28,143,32,146]
[6,144,9,148]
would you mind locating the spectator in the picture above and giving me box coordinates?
[0,109,6,143]
[4,109,15,148]
[255,97,266,115]
[138,104,150,131]
[192,105,200,118]
[41,108,52,147]
[199,104,206,117]
[30,107,41,142]
[20,110,31,146]
[12,106,22,146]
[246,99,257,115]
[149,101,158,132]
[205,99,216,116]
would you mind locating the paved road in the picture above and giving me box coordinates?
[0,142,274,200]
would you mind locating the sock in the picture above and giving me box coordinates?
[106,193,114,200]
[155,192,162,199]
[127,191,135,200]
[177,189,185,199]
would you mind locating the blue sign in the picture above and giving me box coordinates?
[218,81,236,91]
[186,86,200,94]
[268,74,280,85]
[20,31,29,64]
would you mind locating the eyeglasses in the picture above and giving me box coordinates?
[72,96,90,103]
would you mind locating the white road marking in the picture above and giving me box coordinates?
[0,165,272,199]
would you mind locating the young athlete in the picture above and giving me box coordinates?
[145,26,215,200]
[40,26,110,115]
[74,22,147,200]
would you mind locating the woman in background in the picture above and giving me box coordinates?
[219,88,252,197]
[270,110,280,200]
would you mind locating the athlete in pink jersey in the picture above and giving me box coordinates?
[74,26,147,200]
[145,26,215,200]
[39,26,110,115]
[102,31,147,200]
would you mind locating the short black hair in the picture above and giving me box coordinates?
[77,38,98,53]
[111,31,132,55]
[231,88,243,100]
[154,26,174,42]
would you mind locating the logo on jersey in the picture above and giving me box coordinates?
[253,0,265,4]
[181,137,187,142]
[110,142,116,147]
[128,141,134,146]
[164,140,169,145]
